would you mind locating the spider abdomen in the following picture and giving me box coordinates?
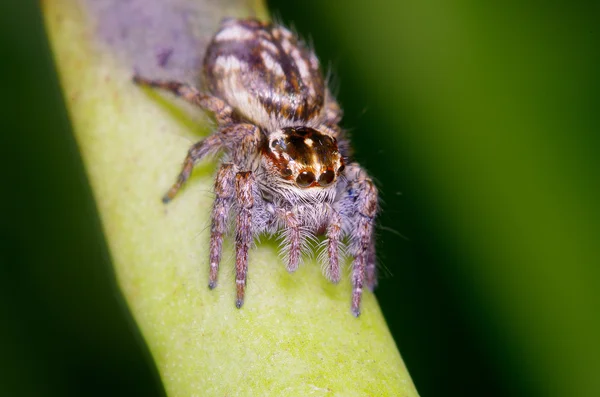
[203,18,325,129]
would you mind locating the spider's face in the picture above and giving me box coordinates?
[265,127,345,188]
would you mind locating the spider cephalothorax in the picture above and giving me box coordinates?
[134,17,378,316]
[263,127,345,188]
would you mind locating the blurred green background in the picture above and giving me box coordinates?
[1,0,599,396]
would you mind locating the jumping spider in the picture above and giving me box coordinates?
[134,18,378,316]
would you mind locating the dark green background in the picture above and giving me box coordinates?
[2,1,599,396]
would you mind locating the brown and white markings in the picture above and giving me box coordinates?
[133,17,379,317]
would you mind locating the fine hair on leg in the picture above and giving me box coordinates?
[208,163,236,289]
[133,75,235,125]
[234,171,254,308]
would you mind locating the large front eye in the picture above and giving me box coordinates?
[296,171,315,187]
[318,170,335,187]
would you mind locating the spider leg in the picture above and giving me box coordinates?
[276,209,302,273]
[134,76,237,202]
[162,134,222,203]
[234,171,254,309]
[207,123,260,302]
[338,163,379,317]
[208,163,236,289]
[133,75,235,125]
[222,123,262,164]
[351,180,378,317]
[326,206,342,284]
[163,121,260,204]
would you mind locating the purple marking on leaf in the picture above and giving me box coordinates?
[81,0,255,85]
[157,48,174,68]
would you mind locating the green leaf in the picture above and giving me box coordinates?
[42,0,419,395]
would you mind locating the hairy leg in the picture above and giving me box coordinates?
[234,171,254,309]
[163,121,260,204]
[133,75,235,125]
[222,123,262,165]
[208,163,236,289]
[162,134,222,203]
[338,163,379,317]
[351,179,378,316]
[326,206,342,284]
[276,209,302,273]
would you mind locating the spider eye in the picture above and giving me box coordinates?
[318,170,335,187]
[338,164,346,174]
[296,171,315,187]
[282,168,293,177]
[270,139,284,150]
